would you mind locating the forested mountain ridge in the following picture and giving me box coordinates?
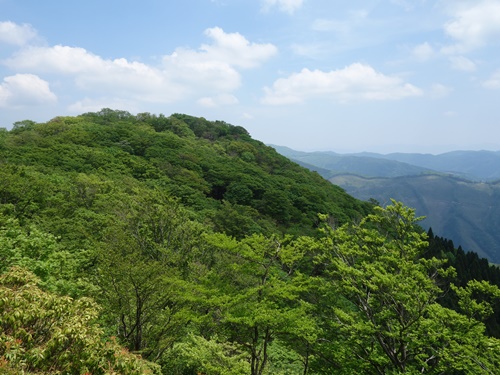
[2,109,500,374]
[367,150,500,181]
[1,110,371,239]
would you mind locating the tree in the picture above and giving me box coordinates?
[315,201,500,374]
[204,233,318,375]
[96,190,204,361]
[0,267,160,374]
[0,214,90,296]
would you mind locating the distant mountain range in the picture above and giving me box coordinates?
[273,145,500,263]
[273,145,500,181]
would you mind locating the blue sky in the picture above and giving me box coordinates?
[1,0,500,153]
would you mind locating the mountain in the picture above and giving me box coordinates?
[274,146,500,181]
[273,146,500,263]
[360,150,500,181]
[329,173,500,263]
[272,145,433,178]
[0,111,372,242]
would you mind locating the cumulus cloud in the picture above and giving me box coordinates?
[199,27,277,69]
[6,45,185,102]
[0,74,57,108]
[483,70,500,89]
[5,27,276,107]
[449,55,476,72]
[442,0,500,53]
[261,63,422,105]
[0,21,37,45]
[261,0,304,14]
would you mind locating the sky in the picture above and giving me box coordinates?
[1,0,500,154]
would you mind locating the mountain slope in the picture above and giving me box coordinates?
[0,110,372,241]
[273,145,500,262]
[272,145,434,178]
[330,173,500,263]
[369,150,500,181]
[274,146,500,181]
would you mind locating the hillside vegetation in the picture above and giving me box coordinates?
[2,110,500,374]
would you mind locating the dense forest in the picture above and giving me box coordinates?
[1,109,500,374]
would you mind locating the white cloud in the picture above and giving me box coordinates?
[261,63,422,105]
[412,42,434,61]
[0,74,57,108]
[186,27,277,70]
[0,21,37,45]
[7,45,182,102]
[5,27,276,104]
[449,55,476,72]
[443,0,500,53]
[261,0,304,14]
[483,69,500,89]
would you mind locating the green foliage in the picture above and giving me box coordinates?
[0,214,91,296]
[95,190,204,360]
[161,333,250,375]
[203,233,318,375]
[0,267,160,374]
[452,280,500,321]
[314,201,500,374]
[2,109,500,374]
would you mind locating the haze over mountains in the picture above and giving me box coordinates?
[274,146,500,263]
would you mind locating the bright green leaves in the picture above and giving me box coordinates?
[0,267,160,375]
[95,190,204,360]
[315,201,500,374]
[203,233,318,375]
[452,279,500,321]
[0,215,90,296]
[162,333,250,375]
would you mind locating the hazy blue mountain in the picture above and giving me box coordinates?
[273,146,500,181]
[329,174,500,263]
[272,145,500,263]
[355,150,500,181]
[271,145,432,178]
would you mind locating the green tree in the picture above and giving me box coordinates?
[204,233,318,375]
[161,333,250,375]
[0,214,90,296]
[96,190,204,361]
[315,201,500,374]
[0,267,160,374]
